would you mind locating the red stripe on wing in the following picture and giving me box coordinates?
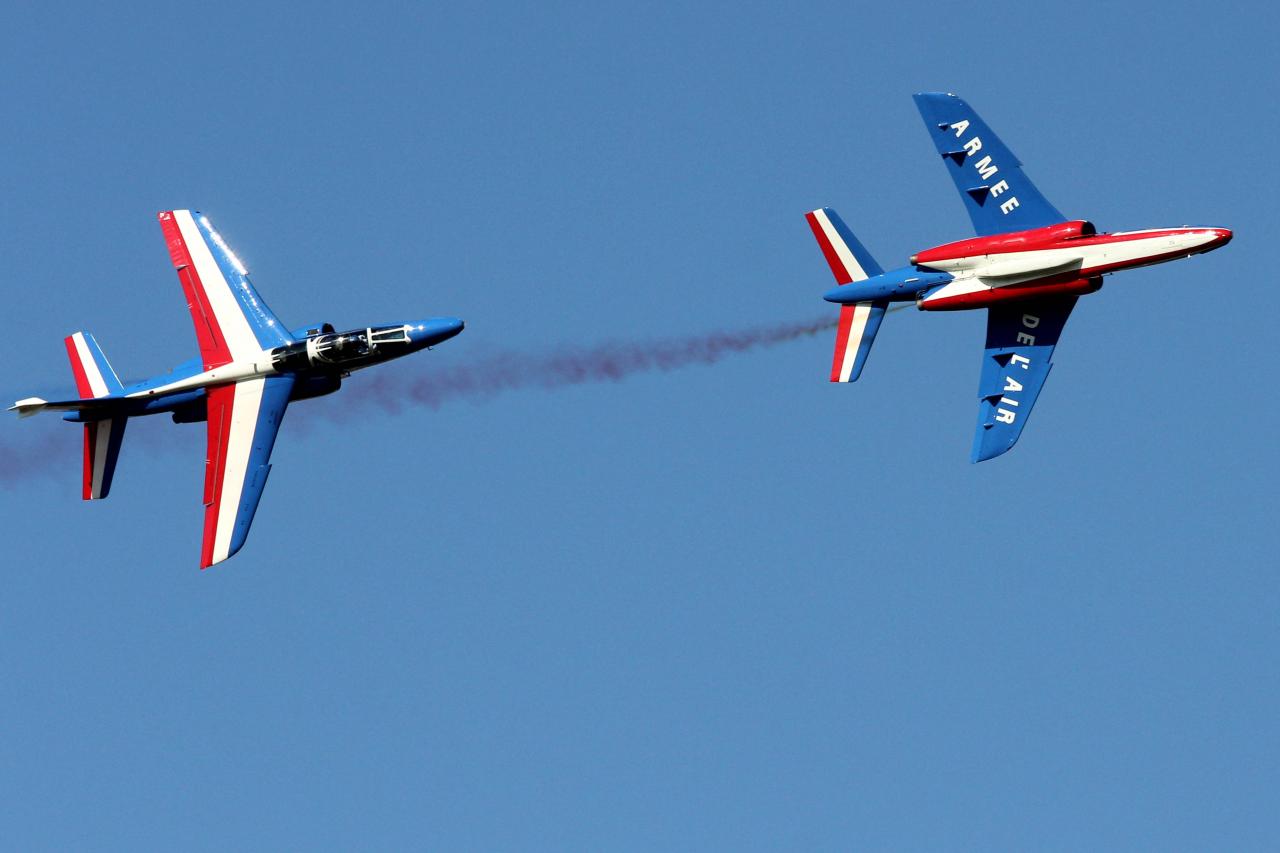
[829,304,856,382]
[200,384,237,569]
[158,211,233,370]
[64,335,94,398]
[82,423,96,500]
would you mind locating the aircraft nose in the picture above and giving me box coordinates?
[413,317,465,346]
[1210,228,1233,248]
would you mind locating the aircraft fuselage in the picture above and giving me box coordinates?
[60,317,464,423]
[824,221,1232,310]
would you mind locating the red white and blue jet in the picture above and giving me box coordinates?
[11,210,464,567]
[807,93,1232,462]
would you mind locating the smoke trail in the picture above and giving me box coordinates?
[0,427,75,485]
[334,314,839,415]
[1,312,865,482]
[0,413,198,488]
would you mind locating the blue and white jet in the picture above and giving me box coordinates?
[11,210,465,567]
[807,93,1231,462]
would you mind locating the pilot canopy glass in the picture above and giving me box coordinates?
[369,326,409,345]
[269,324,413,372]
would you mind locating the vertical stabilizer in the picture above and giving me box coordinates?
[64,332,127,499]
[804,207,889,383]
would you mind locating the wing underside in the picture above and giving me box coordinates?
[913,93,1065,237]
[201,374,294,568]
[972,295,1077,462]
[158,210,291,370]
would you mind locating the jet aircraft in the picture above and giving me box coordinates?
[11,210,465,567]
[806,93,1231,462]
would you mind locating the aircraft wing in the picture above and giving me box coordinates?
[972,295,1077,463]
[158,210,291,370]
[201,374,294,568]
[913,93,1066,237]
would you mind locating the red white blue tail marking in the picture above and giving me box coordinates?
[805,208,888,383]
[80,419,126,500]
[64,332,127,500]
[65,331,123,399]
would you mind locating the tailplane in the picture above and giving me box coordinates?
[804,207,889,382]
[64,332,127,499]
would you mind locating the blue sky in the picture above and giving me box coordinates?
[2,1,1277,849]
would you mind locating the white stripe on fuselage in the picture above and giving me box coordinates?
[814,210,870,282]
[211,378,266,563]
[173,210,263,363]
[920,229,1220,303]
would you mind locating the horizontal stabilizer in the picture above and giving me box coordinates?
[831,301,888,383]
[8,395,127,417]
[804,208,889,383]
[83,417,127,499]
[9,397,49,418]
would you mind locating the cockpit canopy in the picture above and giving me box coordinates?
[271,323,416,371]
[369,326,409,345]
[310,331,372,364]
[311,324,411,362]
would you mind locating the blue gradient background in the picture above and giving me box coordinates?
[2,2,1276,849]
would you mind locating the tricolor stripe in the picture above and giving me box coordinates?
[200,376,294,568]
[82,418,126,500]
[86,421,109,498]
[202,383,241,567]
[806,208,873,284]
[161,211,239,368]
[64,332,127,499]
[805,208,886,384]
[159,210,288,370]
[64,332,121,399]
[831,302,873,383]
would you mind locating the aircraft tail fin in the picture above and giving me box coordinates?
[804,207,889,382]
[80,417,128,499]
[64,332,127,499]
[65,332,124,399]
[829,301,889,383]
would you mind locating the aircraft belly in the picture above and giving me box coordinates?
[976,253,1083,281]
[920,277,990,303]
[924,235,1196,283]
